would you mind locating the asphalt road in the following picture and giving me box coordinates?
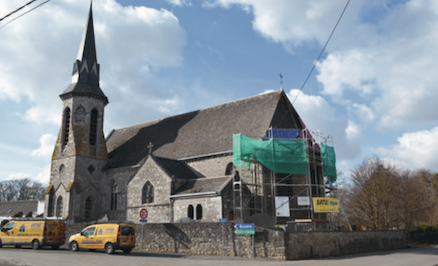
[0,245,437,266]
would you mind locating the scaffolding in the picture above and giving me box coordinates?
[232,128,339,230]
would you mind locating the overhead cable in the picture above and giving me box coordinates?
[0,0,38,23]
[292,0,351,104]
[0,0,53,29]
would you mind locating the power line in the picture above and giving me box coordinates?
[0,0,53,29]
[292,0,351,104]
[0,0,38,23]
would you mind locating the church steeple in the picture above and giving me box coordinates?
[60,2,108,104]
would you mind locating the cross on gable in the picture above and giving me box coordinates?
[147,142,154,155]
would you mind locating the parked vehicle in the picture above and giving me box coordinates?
[69,223,135,254]
[0,219,66,249]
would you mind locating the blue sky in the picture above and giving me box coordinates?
[1,0,437,184]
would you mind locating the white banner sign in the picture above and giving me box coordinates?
[275,196,290,217]
[297,196,310,206]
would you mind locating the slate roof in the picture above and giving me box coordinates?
[105,90,303,169]
[173,176,232,196]
[151,155,202,180]
[0,200,39,216]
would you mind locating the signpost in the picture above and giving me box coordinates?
[139,208,148,252]
[234,223,255,233]
[220,218,227,256]
[234,223,255,257]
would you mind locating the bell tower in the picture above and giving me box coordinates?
[45,2,109,222]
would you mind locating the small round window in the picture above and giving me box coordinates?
[59,164,66,173]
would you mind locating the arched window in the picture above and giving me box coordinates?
[89,108,98,145]
[187,205,194,219]
[141,181,154,204]
[56,196,63,217]
[196,204,202,220]
[62,107,71,147]
[225,162,234,175]
[110,182,118,210]
[85,196,93,221]
[47,191,55,217]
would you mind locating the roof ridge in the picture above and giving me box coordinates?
[111,90,283,132]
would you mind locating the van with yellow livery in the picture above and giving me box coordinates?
[69,223,135,254]
[0,219,66,249]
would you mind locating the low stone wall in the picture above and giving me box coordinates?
[133,223,286,259]
[286,231,406,260]
[61,222,406,260]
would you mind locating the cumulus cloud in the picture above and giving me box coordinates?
[207,0,347,47]
[0,0,186,129]
[286,89,360,160]
[32,134,57,158]
[375,127,438,171]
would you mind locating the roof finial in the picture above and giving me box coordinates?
[279,73,283,91]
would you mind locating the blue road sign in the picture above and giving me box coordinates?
[139,219,148,223]
[234,223,255,230]
[219,218,228,223]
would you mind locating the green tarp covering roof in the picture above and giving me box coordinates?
[233,134,309,176]
[233,133,337,182]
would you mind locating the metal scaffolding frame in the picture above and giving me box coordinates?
[232,128,338,229]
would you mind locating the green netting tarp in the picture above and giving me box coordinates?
[320,143,337,183]
[233,134,309,175]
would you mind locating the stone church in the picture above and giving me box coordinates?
[44,4,334,226]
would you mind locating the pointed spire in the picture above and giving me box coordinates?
[60,1,108,105]
[77,2,97,63]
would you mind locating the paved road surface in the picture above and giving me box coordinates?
[0,245,437,266]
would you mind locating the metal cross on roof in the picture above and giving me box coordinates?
[147,142,154,155]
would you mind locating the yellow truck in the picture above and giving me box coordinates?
[69,223,135,254]
[0,219,66,249]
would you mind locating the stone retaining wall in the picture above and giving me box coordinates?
[62,222,406,260]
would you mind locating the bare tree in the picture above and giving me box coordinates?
[343,158,400,230]
[396,170,428,229]
[343,158,438,230]
[0,178,46,202]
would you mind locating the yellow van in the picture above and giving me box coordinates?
[0,219,66,249]
[69,223,135,254]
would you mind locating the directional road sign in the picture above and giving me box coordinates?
[234,223,255,230]
[235,229,255,235]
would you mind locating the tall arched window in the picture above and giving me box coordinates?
[111,182,118,210]
[89,108,98,145]
[85,196,93,221]
[196,204,202,220]
[56,196,63,217]
[48,191,55,217]
[62,107,71,147]
[187,205,194,219]
[141,181,154,204]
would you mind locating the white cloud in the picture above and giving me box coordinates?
[208,0,347,47]
[286,89,360,160]
[375,127,438,171]
[0,0,186,128]
[166,0,193,7]
[32,134,57,158]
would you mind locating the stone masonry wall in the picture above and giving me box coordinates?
[61,222,406,260]
[286,231,406,260]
